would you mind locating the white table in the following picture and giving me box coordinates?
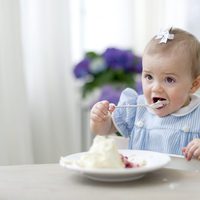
[0,164,199,200]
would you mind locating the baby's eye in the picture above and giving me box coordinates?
[144,74,153,80]
[165,77,176,84]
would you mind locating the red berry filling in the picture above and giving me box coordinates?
[121,155,141,168]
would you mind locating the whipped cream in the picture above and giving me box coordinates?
[77,135,125,168]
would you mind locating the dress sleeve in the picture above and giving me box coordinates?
[112,88,138,137]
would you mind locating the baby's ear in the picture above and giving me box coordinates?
[191,75,200,93]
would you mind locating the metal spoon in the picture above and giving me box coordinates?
[115,100,169,109]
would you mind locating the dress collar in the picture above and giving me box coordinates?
[171,94,200,116]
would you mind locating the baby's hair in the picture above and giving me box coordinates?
[143,27,200,78]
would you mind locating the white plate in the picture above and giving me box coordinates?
[60,150,171,182]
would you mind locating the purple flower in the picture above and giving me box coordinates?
[135,75,143,94]
[89,57,107,74]
[73,47,143,99]
[102,48,133,71]
[73,58,90,78]
[133,56,143,73]
[97,85,123,105]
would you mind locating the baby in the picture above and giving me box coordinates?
[90,27,200,161]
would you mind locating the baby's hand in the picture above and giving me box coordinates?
[90,100,115,123]
[182,139,200,161]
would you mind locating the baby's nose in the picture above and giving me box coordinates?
[152,82,163,92]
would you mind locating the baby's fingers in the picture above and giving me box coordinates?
[185,145,198,161]
[90,112,107,122]
[90,100,110,122]
[108,103,116,112]
[185,139,200,160]
[193,146,200,160]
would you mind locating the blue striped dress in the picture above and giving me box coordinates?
[112,88,200,155]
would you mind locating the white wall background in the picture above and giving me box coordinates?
[81,0,190,55]
[0,0,200,165]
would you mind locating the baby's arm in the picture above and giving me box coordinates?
[182,138,200,161]
[90,100,117,135]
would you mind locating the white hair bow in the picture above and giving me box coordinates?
[155,28,174,44]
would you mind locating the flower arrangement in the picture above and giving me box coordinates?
[73,47,143,105]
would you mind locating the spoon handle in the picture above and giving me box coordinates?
[115,104,147,108]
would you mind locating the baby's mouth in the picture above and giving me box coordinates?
[152,97,169,109]
[152,97,166,103]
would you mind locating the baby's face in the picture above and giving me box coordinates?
[142,52,194,117]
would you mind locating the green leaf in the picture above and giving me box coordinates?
[85,52,100,59]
